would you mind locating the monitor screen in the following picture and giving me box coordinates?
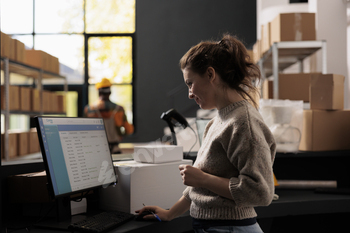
[35,116,117,198]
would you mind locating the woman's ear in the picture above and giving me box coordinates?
[207,67,216,82]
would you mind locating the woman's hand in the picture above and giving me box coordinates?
[135,206,172,222]
[179,165,207,187]
[179,165,233,200]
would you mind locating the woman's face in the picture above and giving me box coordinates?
[182,68,216,110]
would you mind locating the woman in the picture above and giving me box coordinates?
[136,34,276,233]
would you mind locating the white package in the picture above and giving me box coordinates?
[99,159,192,214]
[133,145,183,163]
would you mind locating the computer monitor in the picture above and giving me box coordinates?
[35,116,117,199]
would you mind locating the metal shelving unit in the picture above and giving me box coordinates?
[257,40,327,99]
[1,57,67,162]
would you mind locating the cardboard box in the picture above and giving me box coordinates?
[299,110,350,151]
[133,145,183,163]
[279,73,314,101]
[9,37,16,60]
[261,22,271,54]
[31,88,41,112]
[262,79,273,99]
[263,73,315,101]
[29,129,40,154]
[271,13,315,45]
[8,132,18,159]
[14,39,25,63]
[42,90,51,112]
[1,85,20,111]
[1,32,11,58]
[57,94,66,113]
[7,171,52,203]
[310,74,345,110]
[99,160,192,214]
[17,131,29,156]
[51,56,60,74]
[24,50,47,70]
[20,87,32,112]
[1,133,17,159]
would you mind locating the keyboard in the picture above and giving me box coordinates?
[68,211,135,233]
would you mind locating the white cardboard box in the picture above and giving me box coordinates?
[133,145,183,163]
[99,159,192,214]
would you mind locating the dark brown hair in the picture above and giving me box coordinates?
[179,34,261,108]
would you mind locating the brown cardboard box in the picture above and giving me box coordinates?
[24,50,47,70]
[2,132,19,159]
[262,79,273,99]
[42,90,51,112]
[310,74,345,110]
[279,73,314,101]
[299,110,350,151]
[46,54,60,74]
[29,129,40,154]
[7,171,52,203]
[8,133,18,159]
[46,53,52,72]
[8,37,16,60]
[261,22,271,55]
[51,92,59,112]
[57,94,66,113]
[262,73,316,101]
[20,87,32,112]
[271,13,316,45]
[1,85,20,111]
[31,88,41,112]
[1,32,11,58]
[17,131,29,156]
[13,39,25,63]
[52,56,60,74]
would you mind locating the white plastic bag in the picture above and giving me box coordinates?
[259,99,303,153]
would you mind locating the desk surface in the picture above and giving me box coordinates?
[4,189,350,233]
[256,189,350,218]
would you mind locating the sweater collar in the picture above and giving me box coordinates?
[218,100,247,118]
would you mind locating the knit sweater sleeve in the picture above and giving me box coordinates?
[225,109,276,208]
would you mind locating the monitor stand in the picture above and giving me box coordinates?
[35,196,83,231]
[35,196,104,231]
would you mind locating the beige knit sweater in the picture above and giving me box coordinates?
[183,100,276,220]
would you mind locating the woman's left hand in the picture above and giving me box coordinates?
[178,165,206,187]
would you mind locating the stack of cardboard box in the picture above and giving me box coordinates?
[1,85,66,114]
[24,49,60,74]
[253,12,316,63]
[1,128,40,159]
[299,74,350,151]
[263,73,349,152]
[1,31,60,74]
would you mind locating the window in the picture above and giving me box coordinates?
[88,36,133,122]
[0,0,135,120]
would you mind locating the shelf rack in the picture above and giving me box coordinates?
[257,40,327,99]
[1,57,67,162]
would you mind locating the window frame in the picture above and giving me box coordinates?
[3,0,136,118]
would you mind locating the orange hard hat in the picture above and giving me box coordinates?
[96,78,112,89]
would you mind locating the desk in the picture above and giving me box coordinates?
[4,189,350,233]
[3,150,350,232]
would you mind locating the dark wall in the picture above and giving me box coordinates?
[130,0,256,142]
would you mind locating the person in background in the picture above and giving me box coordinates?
[84,78,134,154]
[136,34,276,233]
